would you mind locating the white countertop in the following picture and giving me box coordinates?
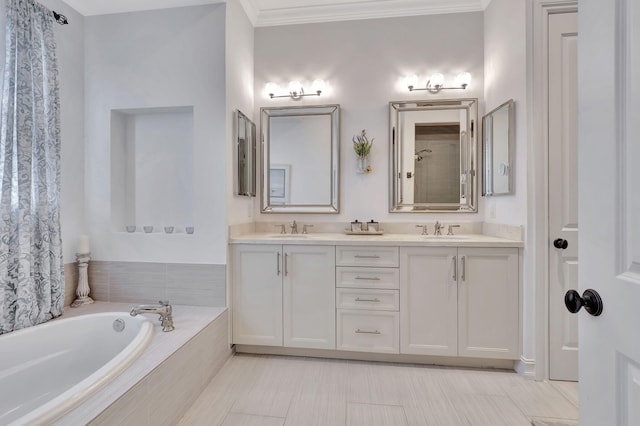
[229,232,523,248]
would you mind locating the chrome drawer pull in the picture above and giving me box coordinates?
[354,255,380,259]
[355,329,381,334]
[355,298,381,303]
[461,256,466,282]
[452,256,457,281]
[355,276,381,281]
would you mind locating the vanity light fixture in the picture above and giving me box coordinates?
[266,79,325,100]
[406,72,471,93]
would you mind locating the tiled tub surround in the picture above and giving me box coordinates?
[64,262,79,307]
[49,302,230,425]
[86,261,226,307]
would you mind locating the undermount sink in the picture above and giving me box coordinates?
[268,234,308,238]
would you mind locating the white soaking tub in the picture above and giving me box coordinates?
[0,312,153,425]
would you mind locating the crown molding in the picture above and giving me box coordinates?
[480,0,494,9]
[252,0,485,27]
[238,0,259,25]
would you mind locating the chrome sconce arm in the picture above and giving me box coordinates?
[266,79,325,101]
[268,87,322,100]
[406,72,471,93]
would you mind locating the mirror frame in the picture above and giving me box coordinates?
[482,99,515,196]
[234,109,256,197]
[389,98,478,213]
[260,104,340,214]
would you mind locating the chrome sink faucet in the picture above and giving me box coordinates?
[416,224,428,235]
[290,220,298,234]
[448,224,461,235]
[434,221,444,235]
[130,300,175,332]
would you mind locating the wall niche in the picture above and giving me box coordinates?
[110,106,194,234]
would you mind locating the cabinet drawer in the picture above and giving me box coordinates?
[336,267,399,289]
[336,246,399,267]
[337,310,399,354]
[336,288,399,311]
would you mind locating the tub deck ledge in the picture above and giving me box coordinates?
[53,302,229,425]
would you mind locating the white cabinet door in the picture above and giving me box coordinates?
[231,244,283,346]
[283,245,336,349]
[457,247,519,359]
[400,247,458,356]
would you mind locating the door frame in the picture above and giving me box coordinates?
[529,0,578,381]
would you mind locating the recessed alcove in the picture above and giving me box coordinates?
[110,106,195,233]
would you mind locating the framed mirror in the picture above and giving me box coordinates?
[234,109,256,197]
[389,99,478,212]
[482,99,515,196]
[261,104,340,213]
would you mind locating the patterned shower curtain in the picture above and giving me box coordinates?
[0,0,64,333]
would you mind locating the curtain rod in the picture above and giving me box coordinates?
[52,10,68,25]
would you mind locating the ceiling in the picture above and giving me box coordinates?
[60,0,491,26]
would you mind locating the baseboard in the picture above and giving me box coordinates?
[515,356,536,379]
[236,345,517,371]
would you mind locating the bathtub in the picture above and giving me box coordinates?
[0,312,153,425]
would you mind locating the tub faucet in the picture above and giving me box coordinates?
[130,300,175,332]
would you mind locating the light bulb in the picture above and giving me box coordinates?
[456,72,471,88]
[430,73,445,88]
[312,79,325,94]
[288,80,302,95]
[405,74,418,90]
[265,82,279,97]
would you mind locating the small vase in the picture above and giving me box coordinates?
[357,156,369,173]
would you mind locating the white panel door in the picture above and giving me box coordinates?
[578,0,640,423]
[283,245,336,349]
[231,244,283,346]
[400,247,457,356]
[458,248,519,359]
[548,11,579,381]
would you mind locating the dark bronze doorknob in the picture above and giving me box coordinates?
[564,289,603,316]
[554,238,568,249]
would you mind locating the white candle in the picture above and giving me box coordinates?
[77,235,90,254]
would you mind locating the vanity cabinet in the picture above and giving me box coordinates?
[400,246,519,359]
[232,244,336,349]
[231,238,521,363]
[336,246,400,354]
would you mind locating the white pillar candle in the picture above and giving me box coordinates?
[77,234,90,254]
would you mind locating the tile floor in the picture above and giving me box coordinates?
[179,354,579,426]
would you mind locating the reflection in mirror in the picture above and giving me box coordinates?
[483,99,514,196]
[261,105,340,213]
[389,99,478,212]
[235,110,256,197]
